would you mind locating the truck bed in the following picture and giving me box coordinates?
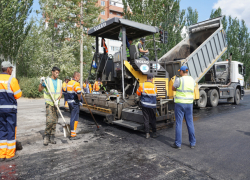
[159,16,227,83]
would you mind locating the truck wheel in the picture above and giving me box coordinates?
[233,88,240,105]
[207,89,219,107]
[197,90,207,108]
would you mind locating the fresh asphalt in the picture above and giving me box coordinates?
[1,92,250,179]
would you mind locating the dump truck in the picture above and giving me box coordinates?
[159,16,245,108]
[82,16,243,131]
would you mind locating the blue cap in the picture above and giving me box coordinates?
[178,66,188,71]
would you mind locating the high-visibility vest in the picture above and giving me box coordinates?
[136,81,157,108]
[126,47,130,57]
[175,76,195,104]
[67,79,81,102]
[0,73,22,113]
[93,81,101,91]
[83,83,92,93]
[62,82,67,92]
[43,77,62,106]
[135,41,143,57]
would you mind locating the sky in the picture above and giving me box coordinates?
[29,0,250,29]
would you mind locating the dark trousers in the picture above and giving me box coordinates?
[63,93,68,105]
[68,102,79,137]
[142,107,156,133]
[0,113,17,158]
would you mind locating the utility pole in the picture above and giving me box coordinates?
[80,0,83,89]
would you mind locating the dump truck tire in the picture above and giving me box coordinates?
[207,89,219,107]
[197,90,207,108]
[233,88,240,105]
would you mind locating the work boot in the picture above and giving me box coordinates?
[43,135,50,146]
[6,154,19,161]
[171,143,181,150]
[145,133,150,139]
[190,145,196,149]
[70,136,80,140]
[50,135,56,144]
[16,141,23,150]
[152,132,159,138]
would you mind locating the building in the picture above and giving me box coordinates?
[97,0,124,54]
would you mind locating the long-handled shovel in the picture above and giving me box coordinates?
[81,93,100,130]
[43,79,71,137]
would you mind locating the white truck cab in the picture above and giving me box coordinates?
[215,61,244,86]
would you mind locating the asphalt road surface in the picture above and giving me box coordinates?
[1,92,250,180]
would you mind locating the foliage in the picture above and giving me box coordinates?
[186,7,198,26]
[210,7,250,81]
[0,0,33,62]
[16,0,101,80]
[122,0,186,59]
[18,77,43,98]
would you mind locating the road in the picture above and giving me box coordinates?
[1,92,250,180]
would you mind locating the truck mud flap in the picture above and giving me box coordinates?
[113,120,144,130]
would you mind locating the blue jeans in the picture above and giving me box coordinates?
[174,103,196,147]
[141,55,149,61]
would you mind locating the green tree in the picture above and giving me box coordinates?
[210,7,250,81]
[37,0,101,79]
[0,0,33,63]
[122,0,186,59]
[186,7,198,26]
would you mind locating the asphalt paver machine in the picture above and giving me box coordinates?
[84,16,230,131]
[84,17,174,130]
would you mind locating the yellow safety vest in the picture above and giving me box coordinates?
[126,47,130,57]
[44,77,62,106]
[175,76,194,104]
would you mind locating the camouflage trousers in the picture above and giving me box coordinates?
[45,104,58,135]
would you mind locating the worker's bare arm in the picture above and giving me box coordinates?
[38,84,44,92]
[172,86,177,91]
[139,48,149,53]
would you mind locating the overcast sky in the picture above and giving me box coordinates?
[29,0,250,29]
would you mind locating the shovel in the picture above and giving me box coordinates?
[43,79,71,137]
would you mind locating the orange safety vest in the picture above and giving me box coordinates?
[93,81,103,91]
[136,81,157,108]
[0,73,22,113]
[66,79,81,101]
[102,38,108,54]
[83,83,92,93]
[62,82,67,92]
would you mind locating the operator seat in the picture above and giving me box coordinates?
[129,45,139,60]
[129,45,148,71]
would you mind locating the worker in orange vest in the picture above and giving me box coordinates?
[93,78,106,92]
[0,61,22,161]
[67,72,82,140]
[83,79,92,94]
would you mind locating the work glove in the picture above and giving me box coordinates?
[40,77,45,84]
[55,99,59,107]
[79,102,83,106]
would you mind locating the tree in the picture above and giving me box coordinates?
[37,0,101,79]
[186,7,198,26]
[122,0,186,59]
[0,0,33,63]
[16,0,102,80]
[210,7,250,81]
